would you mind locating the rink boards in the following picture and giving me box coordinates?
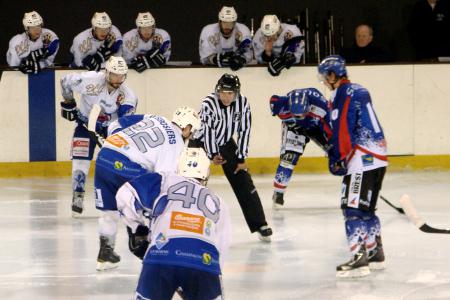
[0,64,449,176]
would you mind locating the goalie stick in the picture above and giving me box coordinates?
[399,194,450,234]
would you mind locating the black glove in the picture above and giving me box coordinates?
[19,57,41,74]
[127,225,150,260]
[131,55,150,73]
[60,99,77,121]
[268,56,286,77]
[284,52,296,69]
[212,52,234,67]
[229,54,246,71]
[97,44,113,61]
[28,48,49,62]
[329,159,347,176]
[82,54,102,71]
[145,48,166,68]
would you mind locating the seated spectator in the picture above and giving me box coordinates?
[7,11,59,74]
[409,0,450,61]
[123,12,171,73]
[70,12,122,71]
[340,24,392,63]
[199,6,252,71]
[252,14,304,76]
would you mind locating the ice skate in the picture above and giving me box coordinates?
[257,225,273,242]
[71,191,84,217]
[272,191,284,210]
[336,247,370,278]
[96,236,121,271]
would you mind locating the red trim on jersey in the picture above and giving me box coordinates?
[278,112,293,120]
[274,182,287,189]
[338,96,353,160]
[355,145,388,161]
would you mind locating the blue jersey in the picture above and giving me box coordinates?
[328,80,388,173]
[116,172,231,275]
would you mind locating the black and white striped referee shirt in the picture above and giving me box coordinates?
[196,92,252,161]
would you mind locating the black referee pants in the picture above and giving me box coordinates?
[189,139,268,233]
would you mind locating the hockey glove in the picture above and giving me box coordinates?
[19,57,41,74]
[284,52,296,69]
[212,52,234,67]
[268,56,286,77]
[145,48,166,68]
[60,99,78,121]
[329,159,347,176]
[29,48,49,62]
[131,55,150,73]
[127,225,150,260]
[82,54,102,71]
[229,54,246,71]
[97,44,113,61]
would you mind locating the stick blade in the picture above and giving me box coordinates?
[399,194,425,228]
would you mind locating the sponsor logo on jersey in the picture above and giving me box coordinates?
[116,92,125,105]
[72,138,90,157]
[170,211,205,234]
[351,173,362,194]
[106,134,129,148]
[204,220,212,236]
[155,232,168,250]
[202,253,212,265]
[362,154,374,167]
[114,161,123,170]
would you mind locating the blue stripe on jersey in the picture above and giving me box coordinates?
[28,70,56,161]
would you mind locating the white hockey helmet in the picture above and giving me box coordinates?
[172,106,201,133]
[91,12,112,29]
[105,56,128,75]
[177,148,211,181]
[23,11,43,29]
[261,14,281,36]
[218,6,237,22]
[136,12,155,27]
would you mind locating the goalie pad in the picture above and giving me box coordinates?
[127,225,150,260]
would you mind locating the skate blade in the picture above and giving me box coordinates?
[71,211,83,218]
[258,234,272,243]
[96,261,119,271]
[272,202,283,210]
[369,261,386,270]
[336,266,370,278]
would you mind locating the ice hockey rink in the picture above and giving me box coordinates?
[0,170,449,300]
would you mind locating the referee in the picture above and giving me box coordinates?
[189,73,273,242]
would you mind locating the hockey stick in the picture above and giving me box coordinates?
[399,194,450,234]
[85,104,105,147]
[380,195,405,214]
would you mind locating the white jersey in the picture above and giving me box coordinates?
[116,171,231,273]
[253,23,304,64]
[6,29,59,67]
[60,71,138,126]
[70,26,123,68]
[122,28,171,64]
[199,22,253,64]
[103,115,184,172]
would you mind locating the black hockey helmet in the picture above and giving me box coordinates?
[215,73,241,94]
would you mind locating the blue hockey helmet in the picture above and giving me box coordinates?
[318,55,347,78]
[289,90,308,118]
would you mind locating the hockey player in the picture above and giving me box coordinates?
[123,12,171,73]
[199,6,253,71]
[318,55,387,277]
[269,88,331,209]
[70,12,122,71]
[7,11,59,74]
[116,147,230,299]
[253,14,304,76]
[94,107,201,271]
[60,56,138,217]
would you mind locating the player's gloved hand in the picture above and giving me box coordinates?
[60,99,78,121]
[29,48,49,62]
[97,44,113,62]
[131,55,150,73]
[329,159,347,176]
[145,48,166,68]
[127,225,150,260]
[82,54,102,71]
[284,52,296,69]
[19,57,41,74]
[229,54,246,71]
[268,56,286,77]
[213,52,234,67]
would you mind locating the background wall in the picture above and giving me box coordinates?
[0,0,416,66]
[0,64,449,163]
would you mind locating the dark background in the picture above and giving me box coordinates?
[0,0,417,65]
